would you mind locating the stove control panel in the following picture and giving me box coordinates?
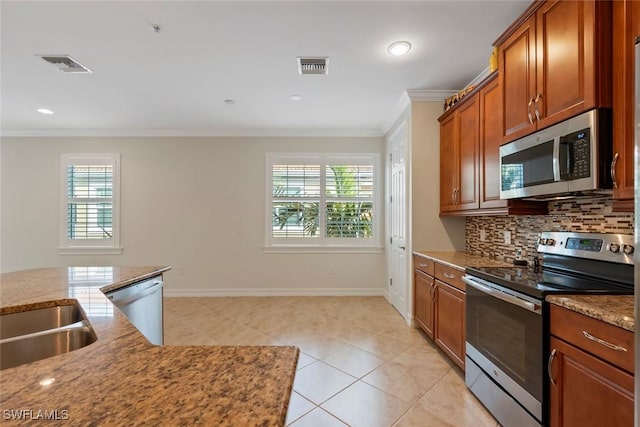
[538,232,634,265]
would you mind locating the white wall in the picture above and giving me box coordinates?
[1,136,386,295]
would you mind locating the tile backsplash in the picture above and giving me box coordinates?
[465,196,634,264]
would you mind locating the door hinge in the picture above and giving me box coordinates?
[389,153,393,162]
[390,237,393,244]
[390,195,393,203]
[389,278,393,286]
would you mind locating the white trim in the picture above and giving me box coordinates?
[406,89,458,102]
[1,128,384,138]
[465,66,491,89]
[164,287,385,297]
[381,92,411,135]
[58,247,123,255]
[263,246,383,254]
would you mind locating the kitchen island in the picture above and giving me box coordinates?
[0,267,298,426]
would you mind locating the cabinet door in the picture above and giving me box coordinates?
[549,337,634,427]
[414,269,434,339]
[434,280,465,369]
[457,95,479,210]
[479,75,507,209]
[535,0,602,128]
[500,14,537,142]
[439,112,459,212]
[612,0,639,208]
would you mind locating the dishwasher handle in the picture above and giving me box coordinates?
[107,280,162,306]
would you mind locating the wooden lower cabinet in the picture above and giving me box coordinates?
[413,257,466,370]
[434,280,465,369]
[548,336,633,427]
[549,304,634,426]
[414,269,434,339]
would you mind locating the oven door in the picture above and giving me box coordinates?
[463,275,543,421]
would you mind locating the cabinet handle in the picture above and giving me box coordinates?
[451,190,455,204]
[431,283,437,302]
[611,152,619,189]
[527,97,535,124]
[548,348,557,386]
[443,272,455,279]
[419,263,428,268]
[534,93,542,121]
[582,331,628,352]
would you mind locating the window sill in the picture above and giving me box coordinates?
[263,246,383,254]
[58,247,123,255]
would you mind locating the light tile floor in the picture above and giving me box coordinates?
[164,296,499,427]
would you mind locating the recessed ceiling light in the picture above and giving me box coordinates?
[224,99,235,105]
[388,41,412,56]
[37,108,54,115]
[290,95,302,101]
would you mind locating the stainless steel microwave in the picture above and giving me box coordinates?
[499,109,612,200]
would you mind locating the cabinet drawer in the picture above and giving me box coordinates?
[413,255,434,276]
[435,263,465,291]
[550,304,634,374]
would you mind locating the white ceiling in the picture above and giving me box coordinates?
[0,1,530,137]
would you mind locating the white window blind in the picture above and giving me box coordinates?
[266,153,380,250]
[60,154,121,254]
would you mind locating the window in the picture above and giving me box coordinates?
[60,154,121,254]
[266,153,380,251]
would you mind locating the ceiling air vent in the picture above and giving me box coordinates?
[38,55,92,73]
[297,57,328,75]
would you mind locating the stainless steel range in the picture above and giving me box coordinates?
[463,231,634,427]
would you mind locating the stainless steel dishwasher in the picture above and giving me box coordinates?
[105,276,163,345]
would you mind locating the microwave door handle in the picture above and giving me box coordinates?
[552,136,561,182]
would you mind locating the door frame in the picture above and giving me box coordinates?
[385,116,412,326]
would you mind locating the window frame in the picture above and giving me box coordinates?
[59,153,122,255]
[265,152,381,252]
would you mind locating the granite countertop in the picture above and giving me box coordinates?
[546,294,635,332]
[413,252,636,333]
[413,250,513,270]
[0,267,298,426]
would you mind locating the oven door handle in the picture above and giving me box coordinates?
[462,276,541,315]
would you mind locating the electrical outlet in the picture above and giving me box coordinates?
[480,229,486,242]
[504,230,512,245]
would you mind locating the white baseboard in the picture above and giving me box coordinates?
[164,287,385,297]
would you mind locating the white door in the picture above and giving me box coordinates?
[387,122,408,319]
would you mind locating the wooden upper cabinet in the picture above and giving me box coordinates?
[438,73,547,216]
[439,94,479,213]
[612,0,640,210]
[500,15,537,141]
[457,96,479,210]
[479,75,507,209]
[439,110,460,213]
[497,0,612,144]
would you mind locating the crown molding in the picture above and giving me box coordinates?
[466,66,491,88]
[0,127,384,138]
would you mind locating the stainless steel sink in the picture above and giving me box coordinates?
[0,302,97,370]
[1,303,84,340]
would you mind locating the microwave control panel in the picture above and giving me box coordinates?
[561,128,591,179]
